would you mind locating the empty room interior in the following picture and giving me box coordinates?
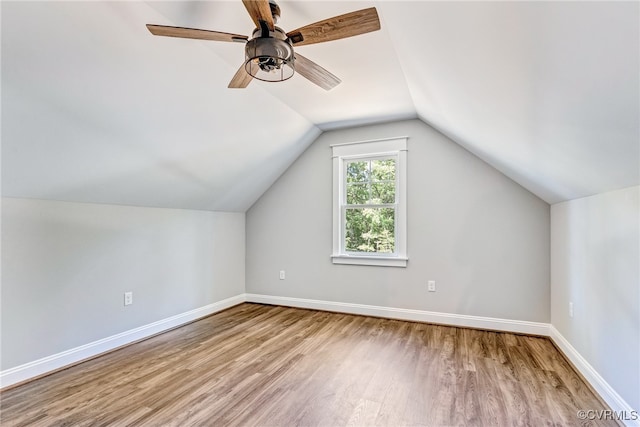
[1,1,639,426]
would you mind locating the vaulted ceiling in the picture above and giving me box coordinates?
[2,1,638,211]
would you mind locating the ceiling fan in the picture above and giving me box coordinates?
[146,0,380,90]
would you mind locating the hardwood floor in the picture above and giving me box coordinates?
[0,303,619,426]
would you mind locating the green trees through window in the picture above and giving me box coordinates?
[344,158,396,253]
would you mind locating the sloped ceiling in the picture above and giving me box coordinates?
[2,1,638,211]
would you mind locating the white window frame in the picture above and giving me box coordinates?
[331,137,408,267]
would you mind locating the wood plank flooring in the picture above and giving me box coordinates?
[0,303,619,426]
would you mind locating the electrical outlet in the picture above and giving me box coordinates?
[279,270,285,280]
[428,280,436,292]
[124,292,133,306]
[569,302,573,318]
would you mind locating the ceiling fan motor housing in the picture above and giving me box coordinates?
[245,27,294,82]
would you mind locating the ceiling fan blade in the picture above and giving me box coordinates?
[146,25,248,43]
[294,54,340,91]
[286,7,380,47]
[228,63,253,88]
[242,0,275,31]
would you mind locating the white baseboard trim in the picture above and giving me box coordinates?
[549,326,639,427]
[0,294,245,389]
[245,293,550,336]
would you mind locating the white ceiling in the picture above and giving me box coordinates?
[2,1,638,211]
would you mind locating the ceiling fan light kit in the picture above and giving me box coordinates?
[244,27,294,82]
[146,0,381,90]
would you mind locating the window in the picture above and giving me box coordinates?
[332,137,407,267]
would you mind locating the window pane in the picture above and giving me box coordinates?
[346,183,369,205]
[346,161,369,183]
[345,208,395,253]
[371,159,395,182]
[371,182,395,204]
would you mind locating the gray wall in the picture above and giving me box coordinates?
[246,119,550,322]
[1,198,245,370]
[551,186,640,411]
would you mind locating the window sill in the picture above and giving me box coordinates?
[331,254,408,267]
